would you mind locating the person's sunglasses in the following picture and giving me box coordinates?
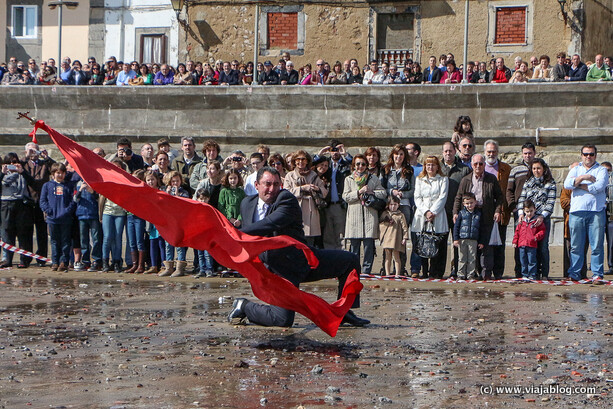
[582,152,595,157]
[355,162,367,167]
[473,163,485,166]
[462,144,473,148]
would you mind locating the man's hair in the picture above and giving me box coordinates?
[521,142,536,152]
[601,161,612,169]
[523,199,536,209]
[407,142,421,155]
[463,192,476,201]
[581,144,597,154]
[257,144,270,155]
[443,141,456,151]
[256,166,281,183]
[50,162,67,174]
[116,137,132,148]
[483,139,499,152]
[250,152,264,161]
[329,139,342,148]
[202,139,220,155]
[157,138,171,148]
[180,136,195,145]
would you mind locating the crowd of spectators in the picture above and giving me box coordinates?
[2,51,612,86]
[1,116,611,283]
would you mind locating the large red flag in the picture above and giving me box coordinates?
[30,120,362,337]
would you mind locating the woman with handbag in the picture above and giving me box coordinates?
[412,156,449,278]
[382,144,414,275]
[284,150,328,247]
[343,155,387,275]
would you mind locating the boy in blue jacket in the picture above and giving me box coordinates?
[453,193,486,280]
[40,163,77,271]
[74,180,102,271]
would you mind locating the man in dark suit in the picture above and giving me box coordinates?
[228,167,369,328]
[453,154,503,280]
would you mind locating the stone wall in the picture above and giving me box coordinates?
[2,83,613,148]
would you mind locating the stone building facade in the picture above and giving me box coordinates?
[182,0,613,67]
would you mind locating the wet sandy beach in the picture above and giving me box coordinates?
[1,249,612,408]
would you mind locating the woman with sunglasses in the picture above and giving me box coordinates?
[267,153,288,185]
[343,154,387,275]
[38,66,57,85]
[516,158,556,279]
[284,151,328,247]
[87,64,104,85]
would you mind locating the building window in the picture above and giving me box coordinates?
[140,34,167,64]
[12,5,37,38]
[494,7,527,44]
[486,0,533,53]
[267,12,298,49]
[375,13,415,66]
[259,5,305,56]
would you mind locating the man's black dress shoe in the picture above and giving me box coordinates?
[341,310,370,327]
[228,298,247,322]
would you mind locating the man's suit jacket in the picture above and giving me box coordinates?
[453,172,503,236]
[240,190,309,284]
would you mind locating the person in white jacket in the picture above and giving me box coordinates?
[411,156,449,278]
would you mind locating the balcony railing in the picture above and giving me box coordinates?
[376,49,414,67]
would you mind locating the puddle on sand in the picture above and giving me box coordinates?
[0,275,611,408]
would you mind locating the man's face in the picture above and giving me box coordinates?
[459,139,474,158]
[382,64,389,74]
[581,147,597,168]
[264,64,272,72]
[485,143,498,164]
[429,57,436,66]
[141,144,153,160]
[187,61,194,71]
[343,61,350,72]
[595,55,604,67]
[182,140,195,157]
[26,143,39,161]
[472,155,485,176]
[205,148,218,161]
[48,59,56,67]
[255,171,281,204]
[316,60,324,71]
[223,62,231,72]
[571,55,580,66]
[370,62,378,72]
[277,61,286,71]
[161,65,169,74]
[117,144,132,159]
[606,57,612,67]
[442,143,456,163]
[522,148,535,164]
[530,57,538,67]
[496,58,504,70]
[406,144,418,161]
[286,63,294,72]
[250,157,264,172]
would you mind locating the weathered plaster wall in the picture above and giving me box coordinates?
[184,0,578,67]
[41,0,91,62]
[582,0,613,59]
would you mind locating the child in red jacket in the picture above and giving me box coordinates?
[512,200,546,279]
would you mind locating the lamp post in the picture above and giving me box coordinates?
[170,0,185,64]
[48,1,79,79]
[170,0,184,20]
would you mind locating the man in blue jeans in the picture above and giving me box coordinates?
[564,144,608,282]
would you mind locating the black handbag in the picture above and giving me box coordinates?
[361,175,386,212]
[415,222,442,259]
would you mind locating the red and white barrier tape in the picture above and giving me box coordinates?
[0,240,51,263]
[360,274,612,286]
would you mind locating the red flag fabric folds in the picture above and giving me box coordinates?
[31,120,362,337]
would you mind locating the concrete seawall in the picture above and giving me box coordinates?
[1,83,612,147]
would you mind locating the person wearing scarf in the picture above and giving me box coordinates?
[342,154,387,274]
